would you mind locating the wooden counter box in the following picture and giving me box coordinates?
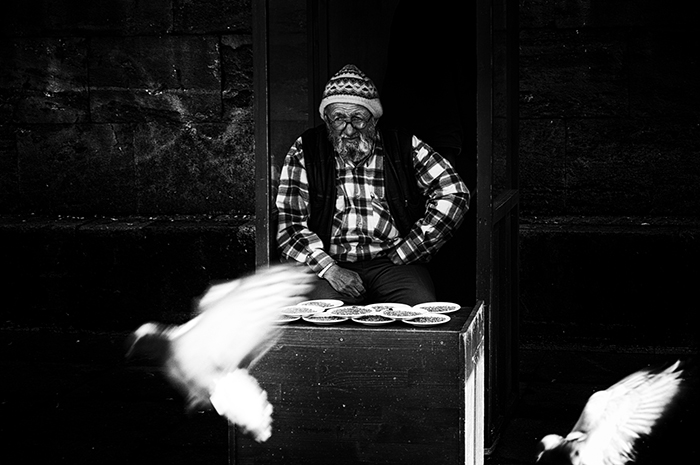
[229,302,485,465]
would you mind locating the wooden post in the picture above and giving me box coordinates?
[253,0,271,268]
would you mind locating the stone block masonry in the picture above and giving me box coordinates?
[519,216,700,348]
[519,0,700,218]
[1,214,256,332]
[516,1,699,348]
[1,0,255,216]
[1,1,698,348]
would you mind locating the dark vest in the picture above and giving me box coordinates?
[301,124,426,250]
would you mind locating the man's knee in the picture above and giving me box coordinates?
[371,262,436,305]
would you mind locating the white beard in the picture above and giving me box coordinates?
[328,126,376,162]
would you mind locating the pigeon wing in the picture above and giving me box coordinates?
[169,264,313,391]
[570,361,683,465]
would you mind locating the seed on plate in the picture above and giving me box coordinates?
[356,315,392,322]
[410,316,446,323]
[386,311,421,317]
[424,306,457,312]
[282,306,317,314]
[330,307,369,316]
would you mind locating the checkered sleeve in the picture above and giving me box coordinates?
[388,136,470,265]
[275,138,336,275]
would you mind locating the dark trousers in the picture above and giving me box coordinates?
[308,256,436,306]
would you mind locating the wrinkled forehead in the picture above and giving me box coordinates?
[324,103,371,118]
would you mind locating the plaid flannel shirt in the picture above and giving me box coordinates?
[275,133,469,275]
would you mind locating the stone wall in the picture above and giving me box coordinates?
[1,1,698,345]
[1,0,255,216]
[1,1,257,331]
[518,0,699,346]
[1,214,256,331]
[519,0,699,216]
[4,2,697,218]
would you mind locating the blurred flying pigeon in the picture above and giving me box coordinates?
[126,264,312,442]
[536,360,685,465]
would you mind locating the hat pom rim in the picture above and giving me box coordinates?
[318,96,383,120]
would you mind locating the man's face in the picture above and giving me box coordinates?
[324,103,377,161]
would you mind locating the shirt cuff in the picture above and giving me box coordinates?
[306,249,336,275]
[317,263,335,278]
[388,248,406,265]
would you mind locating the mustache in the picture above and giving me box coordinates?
[327,125,377,157]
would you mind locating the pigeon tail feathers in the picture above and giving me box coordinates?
[210,369,274,442]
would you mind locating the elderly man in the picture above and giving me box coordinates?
[275,64,469,306]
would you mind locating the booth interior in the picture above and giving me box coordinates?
[233,1,519,463]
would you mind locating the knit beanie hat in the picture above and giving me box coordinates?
[318,64,383,119]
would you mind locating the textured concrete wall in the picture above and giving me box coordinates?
[1,0,255,216]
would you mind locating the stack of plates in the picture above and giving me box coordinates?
[278,301,461,326]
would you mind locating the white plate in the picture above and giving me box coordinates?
[379,308,428,320]
[413,302,461,314]
[302,314,348,325]
[280,305,324,317]
[276,314,300,324]
[326,306,374,318]
[297,299,344,309]
[351,315,396,326]
[402,314,451,326]
[365,303,413,313]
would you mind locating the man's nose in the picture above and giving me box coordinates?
[342,123,357,136]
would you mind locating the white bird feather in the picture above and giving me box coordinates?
[536,360,684,465]
[126,263,313,442]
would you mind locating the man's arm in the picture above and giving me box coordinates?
[275,138,335,275]
[275,139,366,298]
[388,136,470,265]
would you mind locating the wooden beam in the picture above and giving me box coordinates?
[253,0,271,268]
[493,189,519,225]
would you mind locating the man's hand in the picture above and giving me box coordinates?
[323,264,365,299]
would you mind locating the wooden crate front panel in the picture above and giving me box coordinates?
[232,305,484,465]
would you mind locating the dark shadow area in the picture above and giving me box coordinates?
[381,0,476,306]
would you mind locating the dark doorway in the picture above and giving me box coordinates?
[380,1,476,306]
[254,0,519,453]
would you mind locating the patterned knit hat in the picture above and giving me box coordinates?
[318,64,383,119]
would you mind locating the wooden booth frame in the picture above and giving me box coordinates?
[240,1,519,463]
